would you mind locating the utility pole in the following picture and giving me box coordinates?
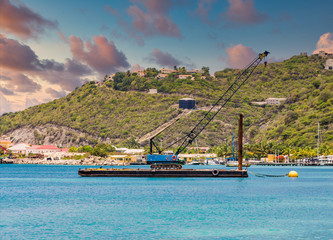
[238,114,243,171]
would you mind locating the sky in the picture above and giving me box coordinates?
[0,0,333,115]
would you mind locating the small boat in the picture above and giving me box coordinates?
[225,161,251,167]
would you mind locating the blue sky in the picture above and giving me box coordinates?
[0,0,333,114]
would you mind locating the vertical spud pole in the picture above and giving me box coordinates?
[238,114,243,171]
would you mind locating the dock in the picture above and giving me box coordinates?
[78,168,248,178]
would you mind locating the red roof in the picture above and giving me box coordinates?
[28,145,60,150]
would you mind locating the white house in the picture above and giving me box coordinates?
[8,143,31,154]
[156,73,168,79]
[325,59,333,70]
[265,98,286,105]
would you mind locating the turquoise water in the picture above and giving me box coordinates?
[1,165,332,239]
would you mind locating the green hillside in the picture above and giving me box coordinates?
[0,54,332,151]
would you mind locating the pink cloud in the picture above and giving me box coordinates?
[0,34,42,71]
[313,32,333,54]
[224,0,268,25]
[226,44,257,68]
[0,71,41,93]
[0,35,93,92]
[69,35,130,74]
[0,0,57,39]
[128,0,181,38]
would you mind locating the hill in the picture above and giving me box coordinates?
[0,54,332,151]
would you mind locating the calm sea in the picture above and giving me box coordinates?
[1,164,332,240]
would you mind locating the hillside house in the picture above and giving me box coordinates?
[325,59,333,70]
[179,75,194,80]
[160,69,176,74]
[265,98,286,105]
[134,71,145,77]
[148,89,158,94]
[26,145,61,155]
[156,73,168,79]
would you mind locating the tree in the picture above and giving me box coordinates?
[202,66,210,76]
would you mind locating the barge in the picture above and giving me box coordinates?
[78,167,248,178]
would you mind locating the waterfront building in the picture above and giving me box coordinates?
[8,143,31,154]
[26,145,61,155]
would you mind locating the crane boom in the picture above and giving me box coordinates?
[173,51,269,154]
[147,51,269,166]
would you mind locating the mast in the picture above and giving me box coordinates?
[317,121,320,161]
[238,114,243,171]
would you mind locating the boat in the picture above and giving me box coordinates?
[78,167,248,178]
[225,161,251,167]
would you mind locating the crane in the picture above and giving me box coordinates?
[147,51,269,169]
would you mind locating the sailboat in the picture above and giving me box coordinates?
[225,133,250,167]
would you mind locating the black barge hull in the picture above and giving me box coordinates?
[78,168,248,178]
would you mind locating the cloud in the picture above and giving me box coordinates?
[45,88,67,98]
[195,0,216,24]
[69,35,130,74]
[223,0,268,26]
[25,97,40,109]
[0,92,13,115]
[146,48,182,68]
[226,44,257,68]
[128,0,181,38]
[0,35,93,92]
[57,31,69,44]
[104,5,145,46]
[131,64,145,72]
[0,34,42,71]
[0,71,42,93]
[0,0,57,39]
[313,32,333,54]
[0,86,14,95]
[105,0,181,45]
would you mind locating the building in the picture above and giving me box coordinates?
[179,74,193,80]
[187,147,210,153]
[318,50,328,57]
[179,98,196,109]
[26,145,61,155]
[109,155,137,164]
[178,153,217,163]
[265,98,287,105]
[160,69,176,74]
[133,70,145,77]
[156,73,168,79]
[300,52,307,56]
[8,143,31,154]
[148,89,158,94]
[0,135,12,148]
[325,59,333,70]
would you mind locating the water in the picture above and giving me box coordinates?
[1,165,332,239]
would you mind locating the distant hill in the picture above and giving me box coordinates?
[0,54,332,149]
